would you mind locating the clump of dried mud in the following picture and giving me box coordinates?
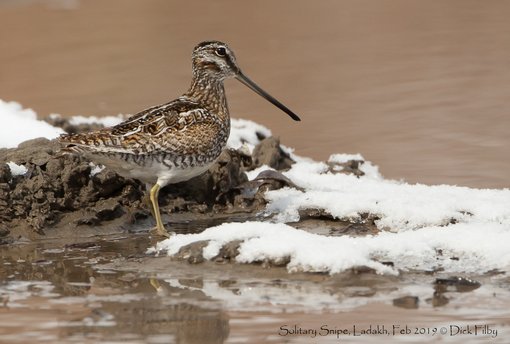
[0,119,368,243]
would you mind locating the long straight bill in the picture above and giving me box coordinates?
[235,72,301,121]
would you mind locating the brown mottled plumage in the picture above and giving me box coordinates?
[59,41,300,237]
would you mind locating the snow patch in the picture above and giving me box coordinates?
[227,118,272,153]
[0,100,64,148]
[152,221,510,275]
[265,159,510,231]
[6,162,28,176]
[328,153,383,180]
[89,162,105,177]
[328,153,365,163]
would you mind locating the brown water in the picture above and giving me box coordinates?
[1,0,510,188]
[2,232,509,343]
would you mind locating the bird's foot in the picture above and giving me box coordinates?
[151,225,172,239]
[149,278,162,292]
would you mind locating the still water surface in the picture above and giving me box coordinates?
[2,231,510,343]
[1,0,510,188]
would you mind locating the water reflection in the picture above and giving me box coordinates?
[0,236,230,343]
[1,233,510,343]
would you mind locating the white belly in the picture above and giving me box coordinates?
[155,163,212,187]
[86,152,214,187]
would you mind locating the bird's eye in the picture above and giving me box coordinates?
[215,47,227,57]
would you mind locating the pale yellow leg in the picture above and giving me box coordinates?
[143,192,156,219]
[149,183,170,238]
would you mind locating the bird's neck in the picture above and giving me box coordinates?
[185,73,229,118]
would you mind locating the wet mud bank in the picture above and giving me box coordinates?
[0,119,369,244]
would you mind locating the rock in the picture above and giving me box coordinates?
[350,266,378,274]
[174,240,209,264]
[393,296,419,309]
[252,137,294,170]
[213,240,243,262]
[297,209,380,236]
[261,256,291,268]
[434,276,481,293]
[221,170,299,212]
[253,170,296,188]
[327,158,365,177]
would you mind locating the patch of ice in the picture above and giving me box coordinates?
[152,221,510,275]
[68,114,124,127]
[227,118,272,152]
[7,162,28,176]
[0,100,64,148]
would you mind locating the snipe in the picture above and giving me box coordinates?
[59,41,300,237]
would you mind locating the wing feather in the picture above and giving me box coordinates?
[59,97,226,156]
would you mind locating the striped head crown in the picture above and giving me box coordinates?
[191,41,240,80]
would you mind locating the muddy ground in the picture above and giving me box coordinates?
[0,118,371,244]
